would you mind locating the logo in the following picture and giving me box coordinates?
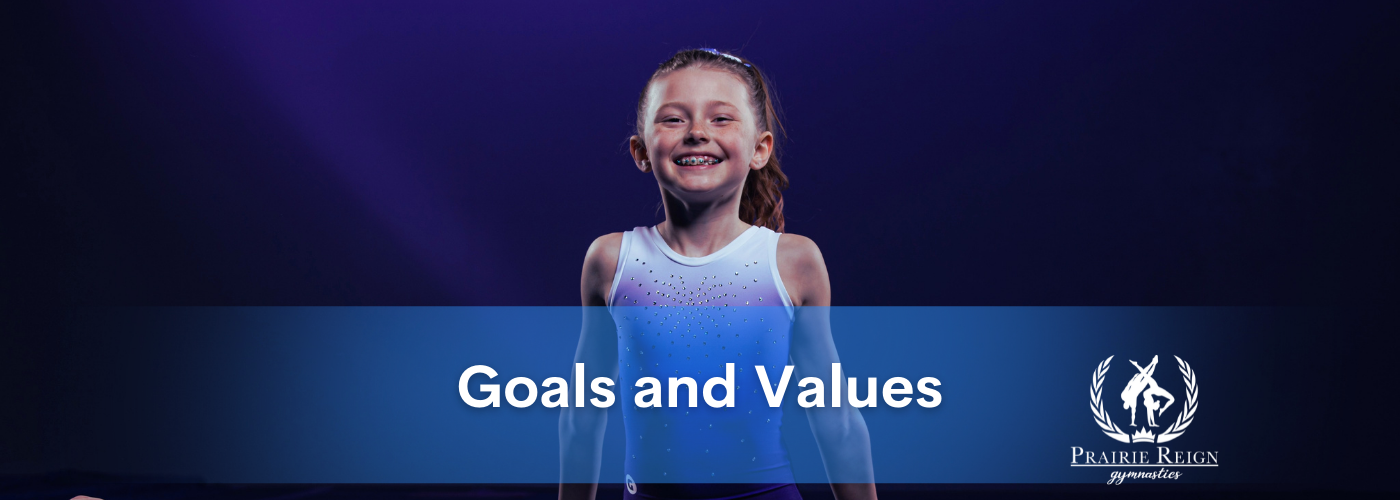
[1091,355,1197,443]
[1072,354,1217,485]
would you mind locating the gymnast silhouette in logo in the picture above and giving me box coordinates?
[1121,355,1175,427]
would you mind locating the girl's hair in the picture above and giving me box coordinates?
[635,48,789,232]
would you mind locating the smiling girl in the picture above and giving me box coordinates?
[560,48,875,500]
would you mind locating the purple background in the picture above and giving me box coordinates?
[3,2,1399,494]
[5,1,1398,307]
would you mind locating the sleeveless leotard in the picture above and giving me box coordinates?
[608,225,799,498]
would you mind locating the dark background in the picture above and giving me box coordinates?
[2,0,1398,496]
[5,1,1396,308]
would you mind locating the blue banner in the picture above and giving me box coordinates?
[28,307,1383,486]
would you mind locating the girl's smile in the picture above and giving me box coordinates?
[674,154,722,167]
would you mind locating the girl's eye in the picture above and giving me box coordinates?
[714,117,733,122]
[663,117,682,123]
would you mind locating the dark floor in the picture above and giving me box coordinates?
[1,472,1393,500]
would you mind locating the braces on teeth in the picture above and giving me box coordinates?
[677,157,720,166]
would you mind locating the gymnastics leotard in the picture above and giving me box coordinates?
[608,225,801,500]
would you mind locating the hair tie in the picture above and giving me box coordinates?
[699,47,750,67]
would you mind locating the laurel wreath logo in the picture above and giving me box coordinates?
[1091,356,1130,443]
[1157,356,1198,443]
[1090,355,1198,443]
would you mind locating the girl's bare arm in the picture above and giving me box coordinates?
[779,234,877,500]
[560,234,622,500]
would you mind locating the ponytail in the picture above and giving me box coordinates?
[741,157,789,232]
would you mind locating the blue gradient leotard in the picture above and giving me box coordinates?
[609,225,800,500]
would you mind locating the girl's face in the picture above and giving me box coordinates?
[632,67,773,204]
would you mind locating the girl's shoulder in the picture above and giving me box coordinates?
[775,232,824,269]
[584,232,625,260]
[775,232,829,307]
[580,233,625,306]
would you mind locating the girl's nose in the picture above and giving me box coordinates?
[684,125,710,143]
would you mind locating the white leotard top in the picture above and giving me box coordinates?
[607,225,794,319]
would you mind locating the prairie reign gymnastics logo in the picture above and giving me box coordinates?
[1072,355,1218,485]
[1091,355,1197,443]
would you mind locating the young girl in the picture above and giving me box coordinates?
[560,48,875,500]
